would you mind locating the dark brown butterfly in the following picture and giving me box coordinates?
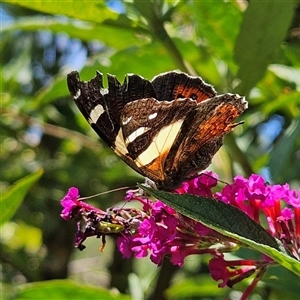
[67,71,247,190]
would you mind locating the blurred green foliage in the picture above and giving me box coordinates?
[1,0,300,299]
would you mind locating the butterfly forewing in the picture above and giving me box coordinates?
[163,94,247,187]
[67,71,156,149]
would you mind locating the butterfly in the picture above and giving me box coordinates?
[67,71,247,191]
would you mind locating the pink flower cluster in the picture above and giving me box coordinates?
[61,171,300,297]
[214,174,300,258]
[117,172,300,264]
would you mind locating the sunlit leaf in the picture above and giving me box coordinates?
[269,64,300,88]
[191,1,242,73]
[2,16,146,50]
[5,0,146,31]
[235,0,295,95]
[15,280,131,300]
[0,169,43,226]
[263,91,300,117]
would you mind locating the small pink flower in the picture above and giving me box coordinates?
[176,171,218,197]
[60,187,80,220]
[209,254,256,288]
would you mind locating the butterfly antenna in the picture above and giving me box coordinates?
[79,186,134,201]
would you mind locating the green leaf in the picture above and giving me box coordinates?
[264,266,300,299]
[32,75,68,108]
[166,275,226,298]
[2,16,145,50]
[268,117,300,183]
[234,0,295,95]
[174,38,222,87]
[191,1,242,73]
[263,90,300,118]
[0,169,43,226]
[5,0,143,30]
[69,42,174,84]
[269,64,300,88]
[15,280,131,300]
[139,185,300,277]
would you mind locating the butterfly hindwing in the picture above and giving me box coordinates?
[120,97,198,183]
[151,71,216,102]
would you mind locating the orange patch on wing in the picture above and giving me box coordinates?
[196,104,242,140]
[175,85,212,102]
[140,150,169,181]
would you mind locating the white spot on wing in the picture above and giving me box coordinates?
[88,104,105,124]
[74,89,81,100]
[122,116,132,125]
[134,120,183,167]
[126,127,147,144]
[241,96,248,109]
[148,112,158,120]
[114,128,128,156]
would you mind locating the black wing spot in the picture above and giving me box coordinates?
[190,93,197,100]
